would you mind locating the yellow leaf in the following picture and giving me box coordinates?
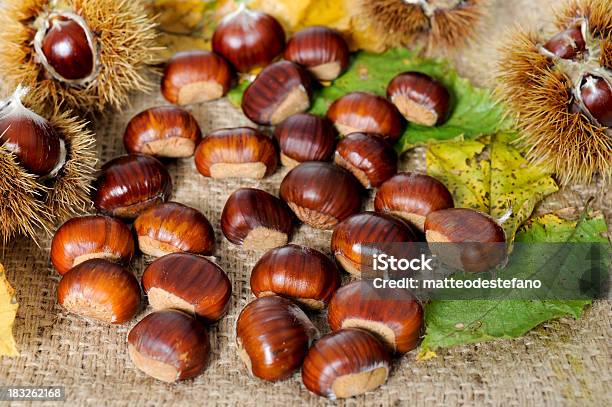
[0,263,18,356]
[417,349,437,360]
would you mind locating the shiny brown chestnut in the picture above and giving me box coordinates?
[543,25,586,60]
[274,113,336,168]
[221,188,294,251]
[283,26,350,82]
[250,244,341,309]
[123,106,202,158]
[212,5,285,73]
[326,92,404,141]
[387,72,451,126]
[236,296,318,382]
[279,162,362,229]
[327,280,423,354]
[133,202,215,257]
[331,211,418,277]
[334,133,397,188]
[93,154,173,220]
[57,259,141,324]
[161,50,233,105]
[580,73,612,127]
[128,309,210,382]
[142,253,231,322]
[425,208,507,273]
[242,61,313,125]
[302,328,391,399]
[194,127,278,179]
[374,172,454,231]
[51,215,135,275]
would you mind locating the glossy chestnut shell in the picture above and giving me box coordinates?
[274,113,336,168]
[334,132,397,188]
[241,61,313,125]
[326,92,404,141]
[250,244,341,309]
[327,280,423,354]
[93,154,172,220]
[161,50,233,105]
[221,188,294,251]
[51,215,135,275]
[123,106,202,158]
[128,309,210,382]
[580,73,612,127]
[142,253,231,322]
[283,26,350,81]
[279,162,362,230]
[194,127,278,179]
[133,202,215,257]
[543,25,586,60]
[236,296,318,382]
[374,172,454,231]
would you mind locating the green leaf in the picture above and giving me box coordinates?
[419,213,608,355]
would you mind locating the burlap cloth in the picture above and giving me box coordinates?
[0,0,610,405]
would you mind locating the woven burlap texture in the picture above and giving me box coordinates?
[1,0,611,405]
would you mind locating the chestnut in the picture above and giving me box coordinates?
[51,215,135,275]
[128,309,209,382]
[194,127,278,179]
[279,162,362,230]
[387,72,451,126]
[123,106,202,158]
[236,296,318,382]
[283,26,350,82]
[331,211,418,277]
[250,244,341,309]
[543,25,586,60]
[326,92,404,141]
[241,61,313,125]
[301,328,391,399]
[580,73,612,127]
[133,202,215,257]
[142,253,231,323]
[274,113,336,168]
[57,259,141,324]
[93,154,172,220]
[327,280,423,354]
[425,208,507,273]
[334,132,397,188]
[212,5,285,73]
[161,50,233,105]
[374,172,454,231]
[221,188,294,251]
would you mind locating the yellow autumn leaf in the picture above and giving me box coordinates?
[0,263,18,356]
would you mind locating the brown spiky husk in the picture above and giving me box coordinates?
[0,102,96,243]
[358,0,429,46]
[429,1,485,50]
[495,29,611,186]
[0,0,160,113]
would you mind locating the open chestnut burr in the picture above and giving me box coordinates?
[425,208,507,273]
[279,162,362,230]
[302,328,391,399]
[128,309,210,383]
[51,215,135,275]
[283,26,350,82]
[326,92,404,141]
[123,106,202,158]
[334,132,398,188]
[387,71,451,126]
[241,61,313,125]
[250,244,341,310]
[134,202,215,258]
[142,253,231,323]
[221,188,294,251]
[274,113,336,168]
[331,211,419,277]
[327,280,423,354]
[374,172,454,231]
[161,50,233,105]
[93,154,172,220]
[236,296,318,382]
[194,127,278,179]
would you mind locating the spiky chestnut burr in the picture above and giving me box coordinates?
[0,0,160,112]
